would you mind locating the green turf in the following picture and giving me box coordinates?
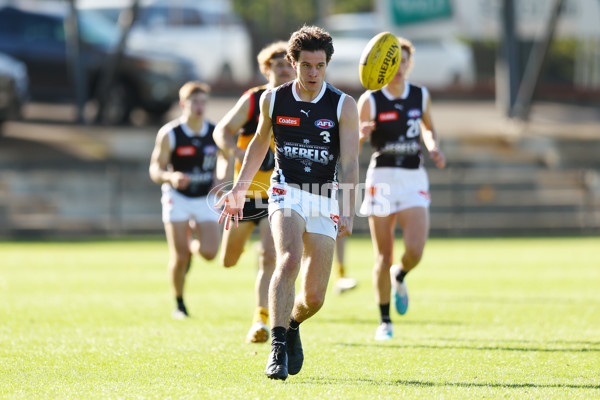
[1,236,599,399]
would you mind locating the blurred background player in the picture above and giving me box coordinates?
[149,81,228,319]
[333,237,357,293]
[357,38,446,340]
[213,41,295,342]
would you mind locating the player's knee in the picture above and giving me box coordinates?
[375,252,393,270]
[258,247,276,272]
[404,245,424,265]
[172,253,189,271]
[278,252,302,271]
[304,291,325,311]
[199,246,218,261]
[220,254,238,268]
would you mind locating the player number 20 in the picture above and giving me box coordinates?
[406,119,421,139]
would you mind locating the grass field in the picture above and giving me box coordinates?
[1,236,599,399]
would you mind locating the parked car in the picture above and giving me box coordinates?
[0,4,198,124]
[0,52,28,131]
[78,0,253,86]
[321,13,475,91]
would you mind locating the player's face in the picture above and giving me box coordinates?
[293,50,327,93]
[391,49,411,83]
[180,92,207,119]
[268,56,295,87]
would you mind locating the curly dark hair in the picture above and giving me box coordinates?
[286,25,334,64]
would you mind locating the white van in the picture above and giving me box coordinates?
[78,0,253,86]
[322,12,475,90]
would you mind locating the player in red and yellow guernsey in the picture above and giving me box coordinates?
[358,37,446,341]
[213,41,295,343]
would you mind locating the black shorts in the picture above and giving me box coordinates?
[234,197,269,226]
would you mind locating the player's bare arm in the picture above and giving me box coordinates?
[357,91,375,148]
[210,149,230,198]
[213,92,252,162]
[149,127,190,190]
[215,90,274,229]
[337,95,360,237]
[420,94,446,169]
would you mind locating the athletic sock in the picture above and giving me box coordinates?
[336,262,345,279]
[379,303,391,323]
[288,318,300,330]
[396,269,408,283]
[253,307,269,325]
[271,326,287,345]
[176,296,188,315]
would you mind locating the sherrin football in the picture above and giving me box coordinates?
[358,32,401,90]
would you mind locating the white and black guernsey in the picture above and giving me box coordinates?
[270,81,345,197]
[368,83,427,169]
[169,121,218,198]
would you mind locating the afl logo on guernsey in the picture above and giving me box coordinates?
[276,116,300,126]
[408,109,421,118]
[315,119,335,129]
[204,145,217,155]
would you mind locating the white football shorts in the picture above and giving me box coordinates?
[267,183,339,240]
[161,184,219,224]
[359,167,431,217]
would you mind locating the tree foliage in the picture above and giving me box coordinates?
[232,0,374,45]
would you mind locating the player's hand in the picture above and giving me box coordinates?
[337,216,353,238]
[429,149,446,169]
[170,171,190,189]
[214,189,246,230]
[359,120,376,142]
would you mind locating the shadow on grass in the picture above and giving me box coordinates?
[324,318,466,327]
[301,376,600,390]
[337,342,600,353]
[427,295,596,305]
[434,337,600,347]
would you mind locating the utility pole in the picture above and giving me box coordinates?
[497,0,519,117]
[511,0,564,121]
[94,0,140,124]
[65,0,86,124]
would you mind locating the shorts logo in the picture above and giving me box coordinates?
[368,186,377,196]
[330,214,339,224]
[408,109,422,118]
[272,187,287,196]
[378,111,398,122]
[315,119,335,129]
[419,190,431,200]
[176,146,196,156]
[277,116,300,126]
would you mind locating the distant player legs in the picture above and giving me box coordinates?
[191,220,219,261]
[369,214,396,306]
[396,207,429,274]
[219,221,255,267]
[165,221,193,300]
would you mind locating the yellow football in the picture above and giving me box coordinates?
[358,32,401,90]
